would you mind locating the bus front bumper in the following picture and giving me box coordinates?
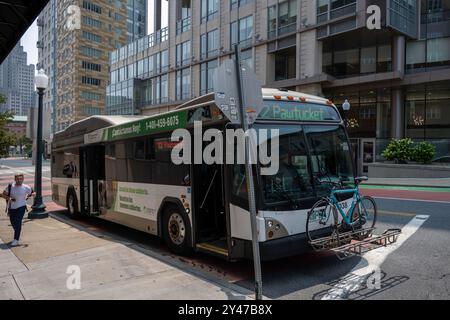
[233,232,313,261]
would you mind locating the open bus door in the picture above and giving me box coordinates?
[192,125,230,259]
[79,145,105,216]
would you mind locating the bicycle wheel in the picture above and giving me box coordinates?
[306,198,339,248]
[356,196,377,237]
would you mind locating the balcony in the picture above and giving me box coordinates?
[268,22,297,40]
[155,27,169,44]
[176,17,191,35]
[37,18,44,27]
[36,41,43,49]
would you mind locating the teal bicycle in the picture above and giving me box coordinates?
[306,176,377,250]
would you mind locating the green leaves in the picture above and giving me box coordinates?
[0,109,16,157]
[382,138,414,163]
[411,141,436,165]
[382,139,437,165]
[0,94,6,105]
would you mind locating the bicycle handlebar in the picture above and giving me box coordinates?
[314,176,352,189]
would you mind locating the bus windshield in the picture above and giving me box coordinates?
[257,124,354,205]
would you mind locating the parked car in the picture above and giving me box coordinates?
[432,156,450,165]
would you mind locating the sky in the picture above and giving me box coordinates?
[18,0,168,68]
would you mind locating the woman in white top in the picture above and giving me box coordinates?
[1,173,34,246]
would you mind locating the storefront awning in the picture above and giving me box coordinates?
[0,0,49,64]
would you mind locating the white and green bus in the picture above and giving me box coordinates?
[51,88,355,261]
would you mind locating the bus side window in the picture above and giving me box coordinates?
[146,138,155,160]
[134,139,146,160]
[106,144,116,158]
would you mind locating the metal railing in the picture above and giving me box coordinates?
[176,17,191,35]
[330,3,356,20]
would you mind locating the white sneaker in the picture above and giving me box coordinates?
[10,240,19,247]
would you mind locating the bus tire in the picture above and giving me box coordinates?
[66,189,82,220]
[162,205,192,255]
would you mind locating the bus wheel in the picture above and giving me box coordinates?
[66,189,82,220]
[162,205,192,255]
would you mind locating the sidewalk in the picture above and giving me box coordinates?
[363,178,450,189]
[0,202,252,300]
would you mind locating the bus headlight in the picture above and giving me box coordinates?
[267,220,274,228]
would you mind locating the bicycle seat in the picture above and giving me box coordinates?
[355,176,369,184]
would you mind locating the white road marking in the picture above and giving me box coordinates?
[322,214,429,300]
[374,196,450,205]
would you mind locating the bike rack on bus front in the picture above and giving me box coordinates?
[309,228,402,261]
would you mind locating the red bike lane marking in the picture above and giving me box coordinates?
[361,188,450,202]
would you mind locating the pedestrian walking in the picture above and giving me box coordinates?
[1,173,34,247]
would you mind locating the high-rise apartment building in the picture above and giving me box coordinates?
[0,43,35,116]
[37,0,147,133]
[107,0,450,174]
[37,0,57,133]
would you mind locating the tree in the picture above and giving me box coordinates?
[0,94,6,105]
[0,110,14,157]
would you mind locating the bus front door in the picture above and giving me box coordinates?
[193,162,228,258]
[80,146,105,216]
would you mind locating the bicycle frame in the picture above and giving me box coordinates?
[329,187,364,226]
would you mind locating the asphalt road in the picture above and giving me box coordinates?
[0,158,448,300]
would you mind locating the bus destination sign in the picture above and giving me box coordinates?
[258,102,340,122]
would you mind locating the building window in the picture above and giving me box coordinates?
[200,29,219,60]
[176,0,191,34]
[81,105,102,116]
[81,91,102,101]
[407,36,450,73]
[82,31,102,43]
[388,0,418,38]
[405,83,450,140]
[157,50,169,73]
[267,0,297,39]
[231,15,253,48]
[82,61,101,72]
[323,43,392,77]
[115,13,124,21]
[82,16,102,28]
[81,46,103,59]
[176,68,191,101]
[274,47,296,81]
[176,41,191,67]
[82,1,102,14]
[241,49,254,69]
[201,0,219,23]
[326,89,391,140]
[231,0,252,10]
[200,60,218,95]
[82,76,101,86]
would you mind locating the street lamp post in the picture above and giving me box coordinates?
[28,69,49,219]
[342,99,351,127]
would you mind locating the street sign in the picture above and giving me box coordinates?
[214,59,263,125]
[240,65,263,125]
[214,59,241,124]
